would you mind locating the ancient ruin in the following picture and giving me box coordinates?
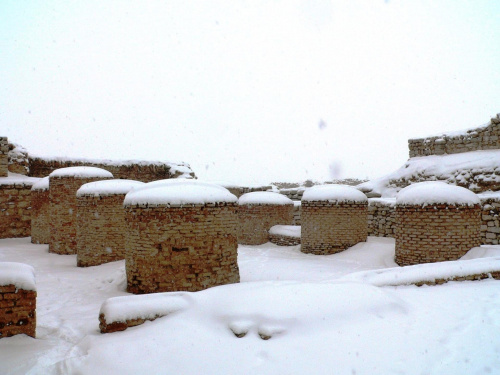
[30,177,50,244]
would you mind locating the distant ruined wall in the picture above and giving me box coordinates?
[368,199,396,238]
[408,114,500,158]
[0,137,8,177]
[29,156,195,182]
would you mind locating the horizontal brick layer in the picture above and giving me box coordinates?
[0,286,36,339]
[31,189,50,244]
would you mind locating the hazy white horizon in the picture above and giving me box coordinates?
[1,1,499,185]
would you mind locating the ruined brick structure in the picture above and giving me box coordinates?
[0,137,8,177]
[237,192,294,245]
[124,180,239,294]
[367,198,396,238]
[301,185,368,255]
[76,179,145,267]
[268,225,301,246]
[395,182,481,266]
[0,177,37,239]
[0,263,36,339]
[31,177,50,244]
[49,167,113,255]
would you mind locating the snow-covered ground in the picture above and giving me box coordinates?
[1,238,500,374]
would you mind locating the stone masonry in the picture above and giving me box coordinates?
[395,204,481,266]
[367,198,396,238]
[31,177,50,244]
[49,168,113,255]
[0,137,8,177]
[125,203,240,294]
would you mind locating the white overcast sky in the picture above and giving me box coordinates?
[1,1,499,184]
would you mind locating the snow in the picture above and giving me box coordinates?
[31,176,50,191]
[268,225,301,238]
[0,172,40,187]
[239,191,293,205]
[410,120,492,139]
[1,237,500,374]
[0,262,36,291]
[49,166,113,179]
[123,179,237,206]
[396,181,480,206]
[76,179,145,197]
[302,184,368,203]
[368,197,396,207]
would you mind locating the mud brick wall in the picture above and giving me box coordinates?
[0,182,35,239]
[368,199,396,238]
[479,196,500,245]
[268,233,301,246]
[49,175,112,255]
[408,114,500,158]
[29,157,194,182]
[0,137,8,177]
[395,204,481,266]
[125,203,239,294]
[31,185,50,244]
[0,285,36,339]
[301,202,368,255]
[292,201,301,225]
[77,194,129,267]
[237,204,294,245]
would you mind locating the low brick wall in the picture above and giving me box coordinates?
[31,177,50,244]
[479,195,500,245]
[301,202,368,255]
[0,137,8,177]
[395,204,481,266]
[238,204,294,245]
[0,180,37,239]
[408,114,500,158]
[268,233,301,246]
[292,201,301,225]
[367,198,396,238]
[125,203,239,294]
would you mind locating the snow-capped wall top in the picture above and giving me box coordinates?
[302,184,368,203]
[49,166,113,179]
[123,179,237,207]
[239,191,293,206]
[77,179,145,197]
[31,176,50,191]
[396,181,479,206]
[269,225,301,237]
[0,262,36,291]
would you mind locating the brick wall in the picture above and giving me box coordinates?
[479,195,500,245]
[49,175,112,255]
[31,185,50,244]
[0,137,8,177]
[268,233,301,246]
[237,204,294,245]
[301,202,368,255]
[367,198,396,238]
[125,203,239,294]
[77,194,128,267]
[0,181,35,239]
[408,114,500,158]
[395,204,481,266]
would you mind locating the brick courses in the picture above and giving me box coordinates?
[31,177,50,244]
[0,137,8,177]
[0,180,35,239]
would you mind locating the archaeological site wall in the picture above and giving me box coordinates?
[0,179,36,239]
[0,137,8,177]
[30,177,50,244]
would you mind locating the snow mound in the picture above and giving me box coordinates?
[239,191,293,206]
[302,184,368,203]
[77,179,145,197]
[123,179,237,207]
[31,176,49,191]
[0,262,36,291]
[49,166,113,179]
[269,225,301,238]
[396,181,479,206]
[342,256,500,287]
[0,172,40,187]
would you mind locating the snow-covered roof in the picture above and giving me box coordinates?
[269,225,301,238]
[31,176,50,191]
[49,166,113,179]
[0,173,40,187]
[302,184,368,203]
[0,262,36,291]
[123,179,237,207]
[396,181,479,206]
[239,191,293,206]
[77,179,145,197]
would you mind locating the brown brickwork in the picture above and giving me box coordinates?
[125,203,239,294]
[268,233,301,246]
[49,170,113,255]
[237,203,294,245]
[31,178,50,244]
[0,137,8,177]
[395,204,481,266]
[301,202,368,255]
[0,181,35,239]
[367,199,396,238]
[0,285,36,339]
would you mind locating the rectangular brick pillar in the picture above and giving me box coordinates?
[0,137,8,177]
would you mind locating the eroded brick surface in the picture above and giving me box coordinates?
[31,189,50,244]
[0,183,33,239]
[0,285,36,339]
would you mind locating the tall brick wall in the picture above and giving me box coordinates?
[31,181,50,244]
[49,173,112,255]
[301,202,368,255]
[125,203,239,294]
[0,181,35,239]
[237,204,294,245]
[0,137,8,177]
[408,114,500,158]
[395,204,481,266]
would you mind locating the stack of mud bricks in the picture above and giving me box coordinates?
[237,192,294,245]
[301,185,368,255]
[49,167,113,255]
[0,263,36,339]
[395,184,481,266]
[31,177,50,244]
[0,137,8,177]
[124,181,240,294]
[76,179,144,267]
